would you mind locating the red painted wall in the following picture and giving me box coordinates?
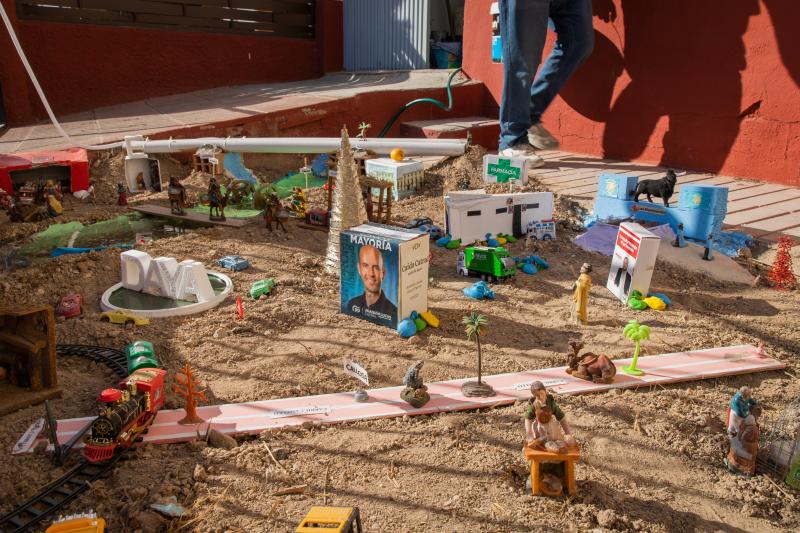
[462,0,800,186]
[0,0,343,126]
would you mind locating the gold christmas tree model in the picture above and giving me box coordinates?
[324,127,369,275]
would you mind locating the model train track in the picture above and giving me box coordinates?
[56,344,128,378]
[0,454,123,533]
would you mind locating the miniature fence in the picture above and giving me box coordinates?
[15,0,316,39]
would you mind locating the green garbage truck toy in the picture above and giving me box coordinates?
[125,340,158,374]
[456,246,516,282]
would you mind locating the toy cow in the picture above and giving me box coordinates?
[565,340,616,384]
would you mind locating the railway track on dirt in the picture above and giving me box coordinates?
[0,454,124,532]
[56,344,128,378]
[0,345,132,532]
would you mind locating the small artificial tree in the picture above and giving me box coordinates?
[173,363,207,425]
[621,320,651,376]
[461,312,495,397]
[357,122,371,140]
[768,236,796,290]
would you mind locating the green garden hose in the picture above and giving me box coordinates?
[377,67,464,138]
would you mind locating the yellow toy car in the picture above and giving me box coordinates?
[46,513,105,532]
[296,507,362,533]
[99,310,149,327]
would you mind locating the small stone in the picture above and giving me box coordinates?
[607,388,622,396]
[192,464,207,482]
[131,511,164,531]
[272,448,290,460]
[596,509,617,528]
[407,335,421,345]
[207,429,237,449]
[354,389,369,402]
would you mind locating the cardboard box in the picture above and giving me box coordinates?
[482,155,530,184]
[444,189,554,243]
[340,223,429,329]
[606,222,660,303]
[364,158,425,200]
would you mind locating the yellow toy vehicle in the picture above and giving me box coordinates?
[296,507,363,533]
[46,513,105,532]
[99,310,150,327]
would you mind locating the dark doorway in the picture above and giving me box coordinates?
[512,205,522,237]
[0,82,6,129]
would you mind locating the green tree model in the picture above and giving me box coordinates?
[621,320,651,376]
[461,312,495,397]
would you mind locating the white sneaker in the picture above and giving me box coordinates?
[528,123,560,150]
[499,142,545,168]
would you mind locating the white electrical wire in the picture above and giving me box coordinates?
[0,2,123,150]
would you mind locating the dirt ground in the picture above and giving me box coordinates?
[0,148,799,532]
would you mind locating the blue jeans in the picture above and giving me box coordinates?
[499,0,594,149]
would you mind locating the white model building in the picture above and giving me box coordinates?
[444,189,554,243]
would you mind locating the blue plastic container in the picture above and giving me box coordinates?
[597,174,638,200]
[432,42,461,69]
[678,185,728,214]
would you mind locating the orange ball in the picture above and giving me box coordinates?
[390,148,405,161]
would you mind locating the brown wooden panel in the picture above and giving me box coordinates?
[18,4,134,23]
[16,0,78,8]
[273,12,313,26]
[135,13,231,28]
[185,5,275,23]
[80,0,184,16]
[230,0,313,15]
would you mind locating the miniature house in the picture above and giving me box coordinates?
[0,306,60,415]
[359,175,393,224]
[365,158,425,200]
[444,190,554,243]
[192,147,223,176]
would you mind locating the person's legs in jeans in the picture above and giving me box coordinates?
[530,0,594,127]
[498,0,550,150]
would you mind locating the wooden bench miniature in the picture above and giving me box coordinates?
[523,441,580,497]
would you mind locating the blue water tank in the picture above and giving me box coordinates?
[678,185,728,214]
[597,174,638,201]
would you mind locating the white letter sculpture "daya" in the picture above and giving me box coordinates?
[101,250,232,317]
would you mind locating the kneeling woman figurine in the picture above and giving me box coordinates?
[725,386,761,476]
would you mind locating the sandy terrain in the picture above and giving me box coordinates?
[0,149,798,532]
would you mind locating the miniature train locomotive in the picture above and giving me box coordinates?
[82,368,166,462]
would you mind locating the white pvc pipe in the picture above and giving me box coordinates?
[126,136,467,157]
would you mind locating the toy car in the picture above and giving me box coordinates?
[305,208,330,227]
[404,217,433,229]
[56,294,83,318]
[417,224,444,239]
[217,255,251,272]
[249,278,276,300]
[296,506,362,533]
[457,246,516,282]
[527,219,556,240]
[99,310,150,327]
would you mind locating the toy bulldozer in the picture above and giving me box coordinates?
[296,507,363,533]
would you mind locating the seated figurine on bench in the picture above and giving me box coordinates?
[524,381,577,495]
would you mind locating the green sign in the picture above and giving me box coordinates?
[487,158,522,183]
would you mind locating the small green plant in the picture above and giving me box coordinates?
[622,320,651,376]
[357,122,371,139]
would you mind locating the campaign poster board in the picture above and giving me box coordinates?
[340,223,429,329]
[606,222,660,303]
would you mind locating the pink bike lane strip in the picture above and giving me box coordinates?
[14,345,784,454]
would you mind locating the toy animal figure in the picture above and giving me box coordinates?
[400,361,429,408]
[208,179,229,221]
[264,193,289,232]
[168,177,187,215]
[633,170,677,206]
[565,340,616,384]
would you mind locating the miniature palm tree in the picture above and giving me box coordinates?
[357,122,371,140]
[621,320,651,376]
[174,363,207,425]
[461,312,495,397]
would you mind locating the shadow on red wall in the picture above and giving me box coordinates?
[561,0,761,174]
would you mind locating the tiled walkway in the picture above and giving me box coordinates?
[533,150,800,241]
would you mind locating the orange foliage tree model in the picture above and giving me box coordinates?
[173,363,207,425]
[768,236,797,290]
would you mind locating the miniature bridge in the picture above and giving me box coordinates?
[14,344,785,454]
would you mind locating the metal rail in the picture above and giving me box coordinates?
[56,345,128,379]
[0,455,123,532]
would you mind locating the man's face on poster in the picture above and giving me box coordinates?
[358,245,385,296]
[622,256,629,270]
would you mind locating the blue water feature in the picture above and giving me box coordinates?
[223,152,257,184]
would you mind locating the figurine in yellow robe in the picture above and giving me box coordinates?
[570,263,592,325]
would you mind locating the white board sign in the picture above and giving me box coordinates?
[343,360,369,386]
[13,418,44,455]
[512,379,568,391]
[483,155,530,183]
[269,406,331,419]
